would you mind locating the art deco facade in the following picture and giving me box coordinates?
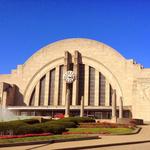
[0,38,150,121]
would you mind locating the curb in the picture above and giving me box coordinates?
[0,136,99,148]
[110,127,142,136]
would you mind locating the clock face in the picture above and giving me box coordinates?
[63,71,75,84]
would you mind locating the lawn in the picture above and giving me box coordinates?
[67,128,134,135]
[0,134,88,144]
[0,128,136,144]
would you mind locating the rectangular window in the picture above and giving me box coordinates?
[89,66,95,106]
[78,64,85,105]
[29,88,35,106]
[58,65,64,105]
[99,73,106,106]
[109,84,113,106]
[48,69,55,105]
[39,75,46,106]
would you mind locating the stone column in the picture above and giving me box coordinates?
[54,66,60,106]
[94,70,99,106]
[35,82,40,106]
[80,96,84,117]
[0,83,13,108]
[65,84,70,117]
[2,91,7,108]
[84,65,89,106]
[112,89,117,122]
[119,96,123,118]
[62,69,67,106]
[72,51,79,105]
[44,72,50,106]
[62,51,70,105]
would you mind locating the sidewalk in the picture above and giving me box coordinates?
[1,125,150,150]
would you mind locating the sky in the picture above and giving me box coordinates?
[0,0,150,74]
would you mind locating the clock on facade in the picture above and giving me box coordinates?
[63,71,75,84]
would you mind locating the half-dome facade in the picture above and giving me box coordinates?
[0,38,150,121]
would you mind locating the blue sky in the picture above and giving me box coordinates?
[0,0,150,74]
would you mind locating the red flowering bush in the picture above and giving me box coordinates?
[54,113,64,119]
[0,133,53,139]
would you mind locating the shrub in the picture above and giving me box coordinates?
[0,122,10,133]
[13,123,66,135]
[0,120,25,130]
[44,125,66,134]
[34,123,66,134]
[22,119,40,124]
[0,119,66,135]
[14,124,37,135]
[59,117,95,124]
[57,121,77,128]
[0,120,26,135]
[45,120,77,128]
[41,118,52,123]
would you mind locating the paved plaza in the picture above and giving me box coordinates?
[92,143,150,150]
[1,125,150,150]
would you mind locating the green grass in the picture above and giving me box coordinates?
[0,134,87,144]
[68,128,134,135]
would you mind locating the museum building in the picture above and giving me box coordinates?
[0,38,150,121]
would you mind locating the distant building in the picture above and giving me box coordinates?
[0,38,150,121]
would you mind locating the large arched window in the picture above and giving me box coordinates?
[29,64,113,107]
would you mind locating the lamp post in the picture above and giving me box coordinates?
[63,71,76,117]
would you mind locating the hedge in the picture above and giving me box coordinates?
[31,123,67,134]
[0,120,66,135]
[0,122,66,135]
[0,117,95,135]
[45,120,77,128]
[0,120,25,132]
[22,119,40,124]
[58,117,95,124]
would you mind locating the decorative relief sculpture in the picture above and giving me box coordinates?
[139,81,150,101]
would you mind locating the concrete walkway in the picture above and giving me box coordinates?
[1,125,150,150]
